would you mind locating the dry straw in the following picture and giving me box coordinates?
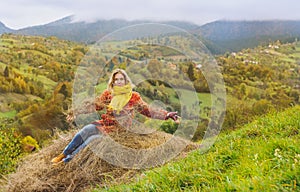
[1,126,198,192]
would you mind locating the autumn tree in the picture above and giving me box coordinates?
[187,63,196,81]
[4,66,9,78]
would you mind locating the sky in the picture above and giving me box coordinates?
[1,0,300,29]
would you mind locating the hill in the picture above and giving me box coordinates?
[0,33,86,141]
[0,32,299,142]
[2,16,300,54]
[0,33,299,191]
[93,105,300,191]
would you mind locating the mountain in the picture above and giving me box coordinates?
[3,16,300,54]
[15,15,199,43]
[0,22,14,34]
[196,20,300,53]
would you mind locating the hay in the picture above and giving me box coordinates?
[1,127,198,192]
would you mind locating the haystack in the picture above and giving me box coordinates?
[1,126,198,192]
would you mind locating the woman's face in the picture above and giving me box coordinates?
[114,73,126,87]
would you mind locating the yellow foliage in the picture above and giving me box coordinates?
[21,135,39,152]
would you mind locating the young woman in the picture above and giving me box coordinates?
[51,69,179,164]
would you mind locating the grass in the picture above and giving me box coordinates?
[93,105,300,191]
[0,61,57,92]
[0,110,17,118]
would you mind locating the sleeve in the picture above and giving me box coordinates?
[94,90,112,111]
[133,92,168,120]
[72,90,111,115]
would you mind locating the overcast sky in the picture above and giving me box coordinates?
[1,0,300,29]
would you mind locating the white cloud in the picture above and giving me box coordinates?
[1,0,300,29]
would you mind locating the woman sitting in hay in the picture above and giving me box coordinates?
[51,68,180,164]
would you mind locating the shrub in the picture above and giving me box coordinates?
[0,121,23,176]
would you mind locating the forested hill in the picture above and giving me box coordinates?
[0,34,87,140]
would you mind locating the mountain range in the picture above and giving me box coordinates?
[1,16,300,54]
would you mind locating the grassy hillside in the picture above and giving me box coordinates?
[94,105,300,191]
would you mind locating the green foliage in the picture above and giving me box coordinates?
[187,62,195,81]
[0,119,23,176]
[16,83,72,143]
[192,119,209,141]
[0,34,82,97]
[159,120,178,134]
[3,65,9,78]
[94,105,300,192]
[0,110,17,118]
[220,41,300,129]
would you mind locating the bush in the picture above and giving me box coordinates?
[159,120,178,134]
[21,136,39,153]
[0,121,23,176]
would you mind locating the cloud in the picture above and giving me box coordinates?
[1,0,300,29]
[0,0,72,29]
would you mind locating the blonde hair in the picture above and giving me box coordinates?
[107,69,134,90]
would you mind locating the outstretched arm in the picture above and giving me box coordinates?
[133,92,180,123]
[66,90,112,122]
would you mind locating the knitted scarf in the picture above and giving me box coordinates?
[108,84,132,114]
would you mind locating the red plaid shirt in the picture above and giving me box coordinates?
[92,90,168,133]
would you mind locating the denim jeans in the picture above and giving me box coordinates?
[62,124,102,162]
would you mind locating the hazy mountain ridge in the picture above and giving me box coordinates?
[13,16,200,43]
[0,21,14,34]
[1,16,300,53]
[197,20,300,53]
[199,20,300,40]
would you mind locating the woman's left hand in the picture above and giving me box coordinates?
[166,111,180,124]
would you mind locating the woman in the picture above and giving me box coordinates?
[51,69,179,164]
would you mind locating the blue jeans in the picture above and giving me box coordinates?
[62,124,102,162]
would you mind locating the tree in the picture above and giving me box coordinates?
[58,83,68,98]
[4,66,9,78]
[147,59,162,74]
[187,63,195,81]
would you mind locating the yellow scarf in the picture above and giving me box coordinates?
[108,84,132,114]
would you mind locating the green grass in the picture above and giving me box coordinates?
[0,61,57,92]
[95,82,107,94]
[93,105,300,191]
[0,110,17,118]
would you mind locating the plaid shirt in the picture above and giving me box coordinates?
[92,90,168,133]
